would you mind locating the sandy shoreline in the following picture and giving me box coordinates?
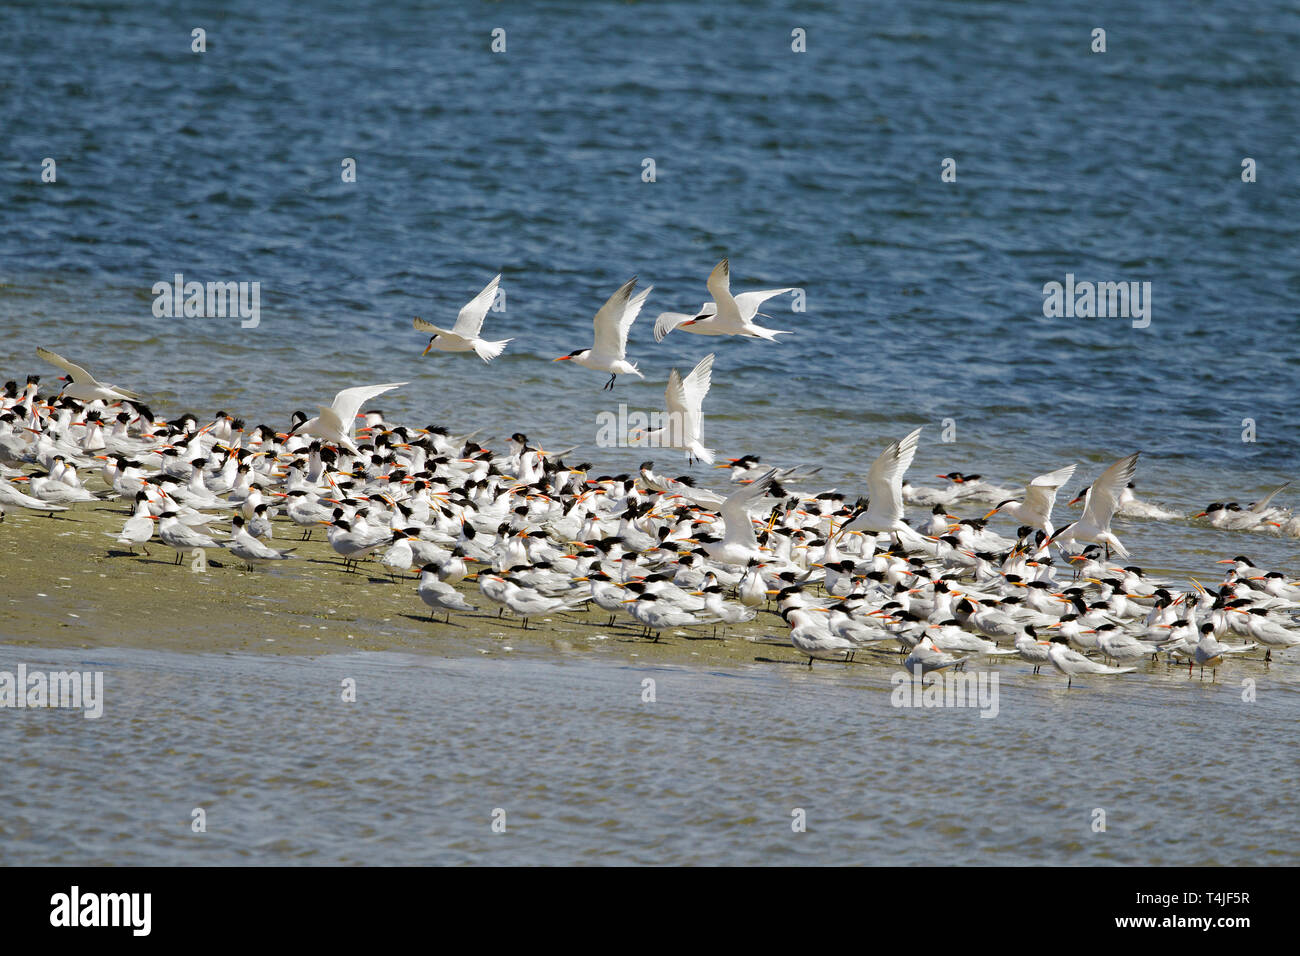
[0,494,813,668]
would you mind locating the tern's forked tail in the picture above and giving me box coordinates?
[473,338,513,363]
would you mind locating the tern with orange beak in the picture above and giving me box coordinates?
[553,276,650,390]
[36,347,143,404]
[414,273,513,363]
[652,258,795,342]
[1046,452,1139,559]
[983,463,1076,537]
[288,382,406,456]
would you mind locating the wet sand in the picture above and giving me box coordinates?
[0,495,811,668]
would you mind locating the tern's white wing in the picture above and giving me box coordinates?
[452,274,501,338]
[328,382,406,442]
[664,353,714,442]
[718,467,777,554]
[653,303,716,342]
[733,287,796,321]
[592,277,639,359]
[37,346,143,399]
[413,316,445,334]
[1081,453,1139,529]
[865,427,922,524]
[705,259,731,303]
[36,347,96,384]
[1022,463,1076,519]
[1248,481,1291,513]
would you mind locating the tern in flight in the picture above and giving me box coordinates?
[1046,452,1139,559]
[414,273,513,363]
[983,463,1077,537]
[653,258,796,342]
[839,427,929,549]
[288,382,406,455]
[630,352,715,464]
[36,347,143,403]
[554,276,650,390]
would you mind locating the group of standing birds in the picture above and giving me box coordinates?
[3,268,1298,688]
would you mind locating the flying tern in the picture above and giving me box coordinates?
[414,274,513,363]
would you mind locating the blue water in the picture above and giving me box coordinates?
[2,0,1298,574]
[2,644,1295,865]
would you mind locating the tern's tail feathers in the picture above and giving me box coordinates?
[689,443,716,465]
[1099,532,1130,558]
[473,338,513,363]
[745,326,793,342]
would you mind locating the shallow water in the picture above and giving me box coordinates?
[0,642,1295,865]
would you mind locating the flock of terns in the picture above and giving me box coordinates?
[3,260,1299,687]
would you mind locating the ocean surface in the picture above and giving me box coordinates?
[1,2,1298,865]
[1,643,1295,866]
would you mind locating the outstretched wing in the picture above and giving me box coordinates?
[866,427,922,524]
[413,316,445,334]
[452,274,501,338]
[37,347,96,385]
[733,287,796,321]
[592,276,639,359]
[705,258,731,303]
[1248,481,1291,514]
[664,352,714,442]
[1023,463,1076,519]
[329,382,406,442]
[1082,453,1139,528]
[718,466,777,553]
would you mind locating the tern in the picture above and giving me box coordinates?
[1046,636,1136,688]
[1047,452,1139,559]
[652,258,795,342]
[417,563,479,622]
[289,382,406,455]
[630,352,715,465]
[839,427,928,548]
[983,463,1076,537]
[702,467,779,566]
[554,276,650,390]
[36,347,143,404]
[227,515,296,570]
[414,273,512,363]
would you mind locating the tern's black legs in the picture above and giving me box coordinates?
[603,374,616,391]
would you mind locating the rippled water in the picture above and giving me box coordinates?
[1,643,1295,865]
[2,0,1298,576]
[1,2,1298,864]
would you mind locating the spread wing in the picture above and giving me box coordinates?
[1248,481,1291,513]
[452,274,501,338]
[37,347,95,384]
[652,304,714,343]
[413,317,445,334]
[733,287,796,321]
[1082,453,1139,528]
[592,277,639,359]
[664,353,714,442]
[718,467,777,553]
[705,258,731,303]
[866,427,922,524]
[1023,464,1076,519]
[329,382,406,441]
